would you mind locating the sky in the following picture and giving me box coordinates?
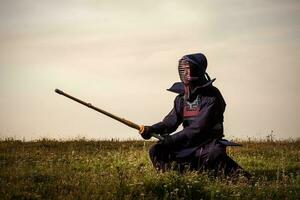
[0,0,299,140]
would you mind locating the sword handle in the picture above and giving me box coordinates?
[152,133,165,140]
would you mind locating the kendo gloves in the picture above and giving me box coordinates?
[140,122,169,140]
[140,126,154,140]
[158,132,188,150]
[157,135,175,148]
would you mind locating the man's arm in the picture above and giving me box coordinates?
[153,95,183,135]
[141,95,183,139]
[162,97,218,148]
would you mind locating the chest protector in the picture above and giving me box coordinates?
[183,95,201,127]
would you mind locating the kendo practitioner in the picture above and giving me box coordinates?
[140,53,249,177]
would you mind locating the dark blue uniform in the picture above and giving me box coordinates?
[149,83,246,176]
[144,53,249,177]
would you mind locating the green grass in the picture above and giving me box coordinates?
[0,138,299,199]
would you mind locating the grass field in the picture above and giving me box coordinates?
[0,138,299,199]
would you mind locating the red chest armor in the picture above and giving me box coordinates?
[183,95,201,118]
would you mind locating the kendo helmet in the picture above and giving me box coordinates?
[178,53,215,88]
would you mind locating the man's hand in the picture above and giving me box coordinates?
[139,125,154,140]
[158,135,175,148]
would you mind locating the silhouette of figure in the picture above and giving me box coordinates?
[141,53,249,177]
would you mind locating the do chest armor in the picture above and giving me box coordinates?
[183,95,201,127]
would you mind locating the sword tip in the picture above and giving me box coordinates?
[55,89,63,95]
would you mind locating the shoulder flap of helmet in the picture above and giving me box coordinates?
[166,82,184,94]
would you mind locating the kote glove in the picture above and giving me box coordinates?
[140,125,154,140]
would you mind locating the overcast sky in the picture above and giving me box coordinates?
[0,0,299,140]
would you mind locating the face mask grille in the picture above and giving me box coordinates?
[178,58,189,82]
